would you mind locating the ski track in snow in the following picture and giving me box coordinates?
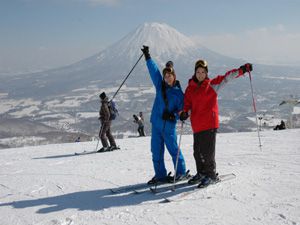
[0,129,299,225]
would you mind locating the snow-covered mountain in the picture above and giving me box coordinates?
[0,22,300,148]
[0,129,299,225]
[0,22,244,97]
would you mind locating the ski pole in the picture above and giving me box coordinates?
[248,70,262,149]
[111,54,143,101]
[95,138,100,152]
[172,121,185,191]
[95,120,105,151]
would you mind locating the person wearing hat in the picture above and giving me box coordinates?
[179,59,253,187]
[98,92,118,152]
[141,45,188,184]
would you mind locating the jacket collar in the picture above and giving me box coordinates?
[164,80,181,89]
[189,75,209,87]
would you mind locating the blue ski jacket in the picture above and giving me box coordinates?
[146,59,184,131]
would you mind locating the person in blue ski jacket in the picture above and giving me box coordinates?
[141,45,187,184]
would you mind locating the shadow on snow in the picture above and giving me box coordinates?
[0,184,198,213]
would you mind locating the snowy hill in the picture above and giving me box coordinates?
[0,129,299,225]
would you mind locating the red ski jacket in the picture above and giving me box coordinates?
[183,68,244,133]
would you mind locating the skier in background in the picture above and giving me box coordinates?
[133,114,145,136]
[274,120,286,130]
[98,92,119,152]
[180,60,253,187]
[141,45,187,184]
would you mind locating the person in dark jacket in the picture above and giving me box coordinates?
[98,92,119,152]
[180,59,253,186]
[133,114,145,136]
[141,45,187,184]
[274,120,286,130]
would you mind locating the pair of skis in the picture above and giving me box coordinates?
[110,173,236,203]
[110,171,192,195]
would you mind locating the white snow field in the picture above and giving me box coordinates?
[0,129,299,225]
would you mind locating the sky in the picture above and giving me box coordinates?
[1,0,300,74]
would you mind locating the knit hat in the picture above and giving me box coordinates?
[163,60,176,77]
[165,61,173,68]
[195,59,208,72]
[99,92,106,100]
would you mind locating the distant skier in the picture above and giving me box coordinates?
[139,111,146,135]
[98,92,119,152]
[75,136,80,142]
[179,60,253,187]
[133,114,145,136]
[141,45,187,184]
[274,120,286,130]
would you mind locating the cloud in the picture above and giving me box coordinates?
[192,24,300,66]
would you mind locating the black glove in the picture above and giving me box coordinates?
[162,111,176,121]
[239,63,253,74]
[141,45,151,60]
[179,111,189,121]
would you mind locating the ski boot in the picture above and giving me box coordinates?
[97,147,109,153]
[188,173,205,185]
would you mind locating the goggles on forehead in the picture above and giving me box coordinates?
[195,60,208,68]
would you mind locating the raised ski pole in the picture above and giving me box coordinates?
[96,54,143,151]
[172,121,185,191]
[248,69,262,149]
[111,54,143,101]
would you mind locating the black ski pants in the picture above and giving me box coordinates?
[138,125,145,136]
[193,129,217,179]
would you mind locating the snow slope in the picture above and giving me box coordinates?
[0,129,299,225]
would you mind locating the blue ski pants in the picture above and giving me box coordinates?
[151,124,186,179]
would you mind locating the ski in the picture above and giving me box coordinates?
[149,172,192,194]
[135,170,192,194]
[75,147,121,155]
[110,183,149,194]
[161,173,236,203]
[149,179,191,194]
[74,150,97,156]
[110,171,190,194]
[110,179,173,194]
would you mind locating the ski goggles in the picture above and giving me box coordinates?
[163,67,175,76]
[195,59,208,72]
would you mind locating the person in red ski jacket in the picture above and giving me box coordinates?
[179,59,253,186]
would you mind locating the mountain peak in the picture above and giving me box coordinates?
[100,22,197,60]
[131,22,196,54]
